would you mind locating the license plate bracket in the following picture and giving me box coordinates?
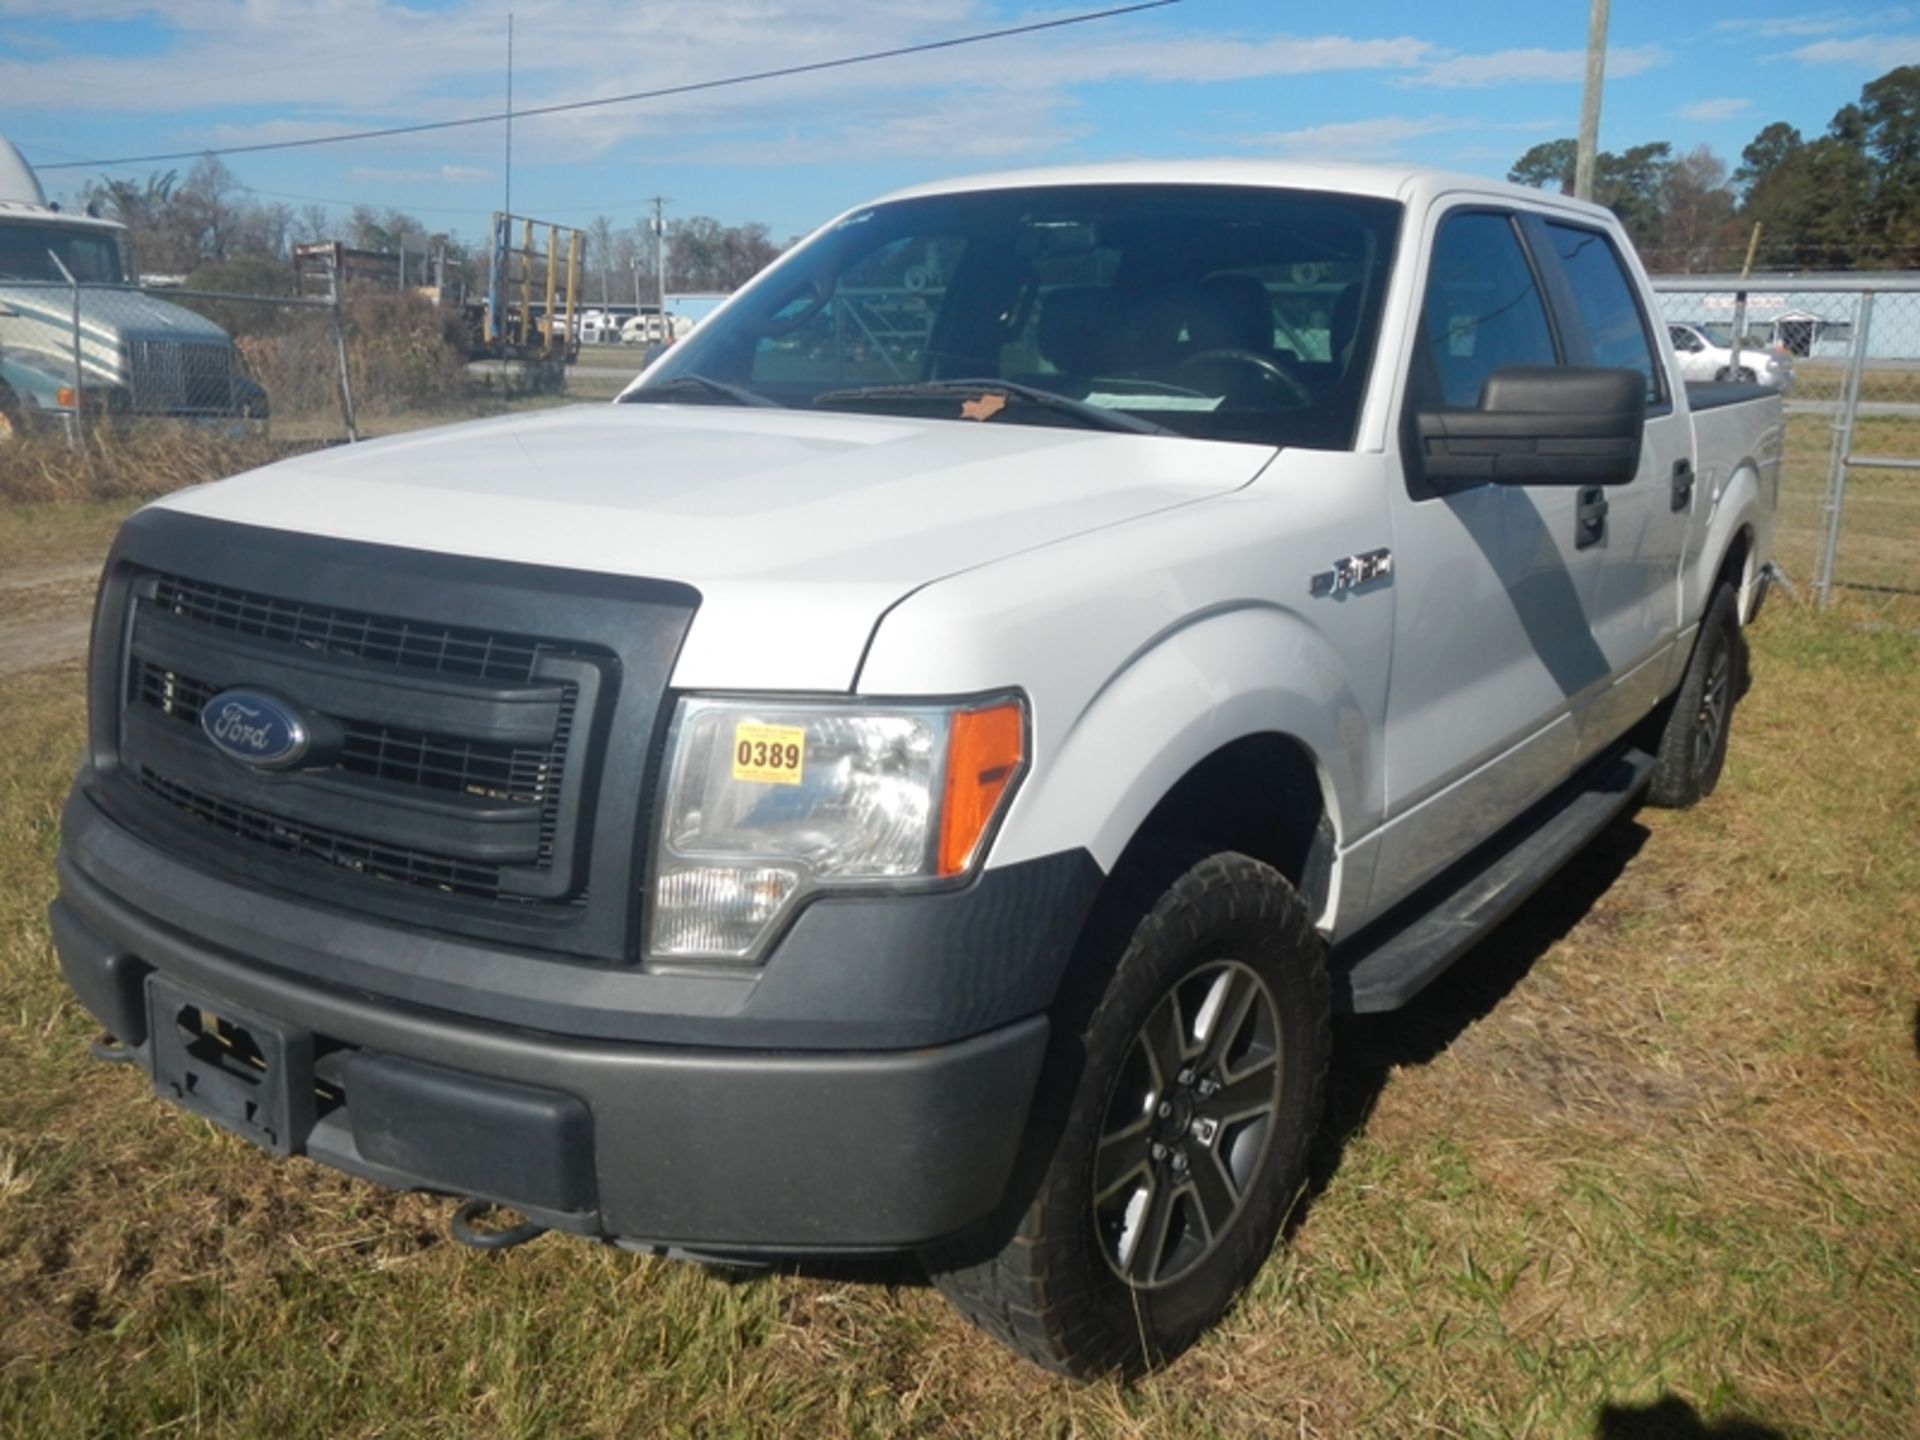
[146,977,314,1156]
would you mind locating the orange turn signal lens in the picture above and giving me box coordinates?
[56,386,77,409]
[937,701,1026,877]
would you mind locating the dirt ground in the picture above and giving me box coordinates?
[0,560,98,678]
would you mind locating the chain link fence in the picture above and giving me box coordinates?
[0,276,356,448]
[2,273,638,460]
[1653,274,1920,621]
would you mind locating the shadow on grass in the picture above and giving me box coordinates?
[1594,1394,1786,1439]
[1306,810,1652,1217]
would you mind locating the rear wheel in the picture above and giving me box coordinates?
[930,848,1329,1378]
[1648,585,1743,809]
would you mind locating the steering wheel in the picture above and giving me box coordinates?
[1178,347,1313,406]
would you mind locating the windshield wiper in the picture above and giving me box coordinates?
[811,378,1176,436]
[621,375,783,409]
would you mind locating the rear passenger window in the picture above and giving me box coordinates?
[1420,212,1559,408]
[1546,222,1663,403]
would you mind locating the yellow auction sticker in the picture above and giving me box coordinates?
[731,722,806,785]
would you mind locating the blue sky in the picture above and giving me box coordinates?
[2,1,1915,244]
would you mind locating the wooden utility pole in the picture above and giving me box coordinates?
[1574,0,1609,201]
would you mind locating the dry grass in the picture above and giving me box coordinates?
[0,429,302,510]
[0,563,1914,1435]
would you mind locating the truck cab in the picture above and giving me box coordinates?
[0,137,260,442]
[51,161,1780,1378]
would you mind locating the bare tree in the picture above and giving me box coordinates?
[587,215,617,303]
[1656,146,1737,272]
[294,204,332,245]
[242,201,295,260]
[179,154,245,263]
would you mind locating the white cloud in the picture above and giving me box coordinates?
[677,89,1086,169]
[0,5,1429,117]
[347,164,493,184]
[0,0,1451,188]
[1021,33,1431,85]
[1674,98,1754,122]
[1790,34,1920,66]
[1233,115,1480,158]
[1714,14,1854,39]
[1716,7,1920,39]
[1225,114,1563,164]
[1403,44,1669,90]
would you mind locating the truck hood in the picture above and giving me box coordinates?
[155,402,1276,690]
[0,282,229,344]
[0,283,229,392]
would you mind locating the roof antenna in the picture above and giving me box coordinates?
[503,12,514,220]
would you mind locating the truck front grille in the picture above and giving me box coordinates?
[151,573,551,683]
[137,768,513,901]
[118,570,608,910]
[131,658,576,883]
[89,510,700,962]
[126,340,234,413]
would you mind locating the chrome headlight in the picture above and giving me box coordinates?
[649,694,1027,962]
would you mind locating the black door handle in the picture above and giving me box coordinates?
[1671,458,1695,512]
[1576,485,1609,549]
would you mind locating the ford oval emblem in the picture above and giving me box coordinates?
[200,689,310,770]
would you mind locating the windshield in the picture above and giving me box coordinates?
[0,222,124,283]
[637,184,1402,449]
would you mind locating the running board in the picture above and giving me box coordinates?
[1331,747,1656,1014]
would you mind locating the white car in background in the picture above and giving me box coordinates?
[1668,322,1794,391]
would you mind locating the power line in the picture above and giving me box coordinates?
[33,1,1180,172]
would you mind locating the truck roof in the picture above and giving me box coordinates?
[0,136,123,231]
[874,159,1615,224]
[0,136,45,206]
[0,199,124,233]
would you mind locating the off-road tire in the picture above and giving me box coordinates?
[928,847,1330,1378]
[1648,584,1744,809]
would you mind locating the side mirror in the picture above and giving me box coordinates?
[1415,366,1645,488]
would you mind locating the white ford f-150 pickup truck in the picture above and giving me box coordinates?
[52,162,1780,1377]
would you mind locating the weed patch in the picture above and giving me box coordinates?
[0,429,297,508]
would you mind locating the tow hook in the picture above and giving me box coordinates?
[449,1198,548,1252]
[89,1032,141,1066]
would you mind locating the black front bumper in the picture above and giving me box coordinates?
[52,797,1084,1252]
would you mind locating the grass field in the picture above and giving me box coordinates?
[1,383,1917,1436]
[0,514,1916,1435]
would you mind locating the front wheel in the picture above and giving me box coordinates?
[930,849,1330,1377]
[1648,585,1744,809]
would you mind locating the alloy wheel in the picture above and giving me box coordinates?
[1694,639,1731,776]
[1091,959,1284,1290]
